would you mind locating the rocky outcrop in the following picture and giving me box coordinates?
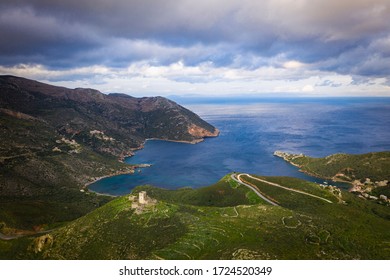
[273,151,304,168]
[33,234,53,253]
[0,108,39,121]
[188,124,220,139]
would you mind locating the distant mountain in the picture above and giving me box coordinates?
[0,75,218,230]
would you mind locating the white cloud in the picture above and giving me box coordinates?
[2,62,389,97]
[302,85,315,92]
[283,60,306,69]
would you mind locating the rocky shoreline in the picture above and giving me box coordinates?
[145,128,220,145]
[273,151,335,180]
[84,163,152,187]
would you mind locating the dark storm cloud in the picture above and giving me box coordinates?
[0,0,390,77]
[0,4,103,68]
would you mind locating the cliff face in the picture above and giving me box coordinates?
[0,75,218,157]
[188,124,219,141]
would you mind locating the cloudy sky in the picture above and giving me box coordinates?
[1,0,390,97]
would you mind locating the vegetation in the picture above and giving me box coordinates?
[275,151,390,200]
[275,151,390,182]
[0,75,218,230]
[1,76,389,260]
[1,174,389,260]
[134,175,264,207]
[0,114,120,229]
[0,75,218,159]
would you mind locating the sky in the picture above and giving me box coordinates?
[0,0,390,97]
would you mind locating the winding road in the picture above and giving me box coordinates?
[231,173,333,206]
[0,230,53,241]
[0,232,20,240]
[231,174,279,206]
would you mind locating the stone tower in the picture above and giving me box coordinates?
[139,191,147,204]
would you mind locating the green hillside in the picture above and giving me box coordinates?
[274,151,390,182]
[0,114,122,229]
[2,174,389,260]
[0,75,218,231]
[274,151,390,199]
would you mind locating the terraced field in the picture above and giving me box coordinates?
[1,174,389,259]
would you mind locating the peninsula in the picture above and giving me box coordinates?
[274,151,390,204]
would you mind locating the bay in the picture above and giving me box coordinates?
[90,98,390,195]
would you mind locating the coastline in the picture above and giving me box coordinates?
[145,137,204,144]
[118,128,219,161]
[86,188,119,198]
[273,151,353,186]
[83,168,138,197]
[86,133,219,195]
[295,168,352,185]
[145,130,220,145]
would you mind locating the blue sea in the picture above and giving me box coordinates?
[90,98,390,195]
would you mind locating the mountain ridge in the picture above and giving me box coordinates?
[0,75,218,230]
[0,75,219,157]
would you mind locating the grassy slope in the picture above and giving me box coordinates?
[2,174,389,260]
[284,151,390,182]
[281,151,390,198]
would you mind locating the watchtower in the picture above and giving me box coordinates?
[139,191,147,204]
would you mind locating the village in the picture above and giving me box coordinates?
[349,178,389,205]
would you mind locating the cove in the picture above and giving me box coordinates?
[89,98,390,196]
